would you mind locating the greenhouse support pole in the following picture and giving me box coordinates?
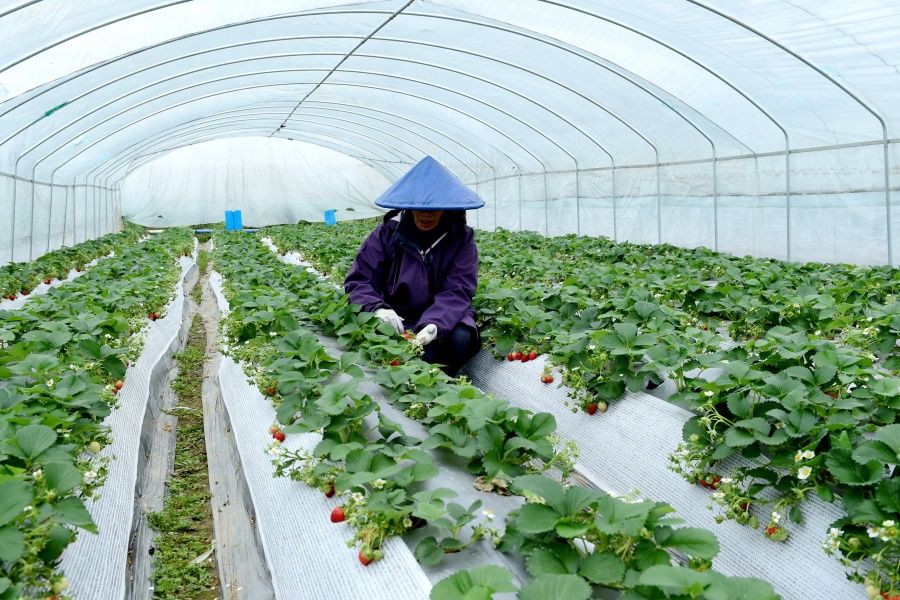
[493,175,498,231]
[575,169,581,236]
[786,149,791,262]
[544,171,549,236]
[686,0,892,265]
[47,178,55,254]
[612,166,618,242]
[28,166,37,260]
[656,162,662,244]
[518,173,523,232]
[712,155,719,251]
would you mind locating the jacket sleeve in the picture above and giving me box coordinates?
[344,225,390,312]
[416,229,478,337]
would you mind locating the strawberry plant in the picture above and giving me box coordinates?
[0,227,192,596]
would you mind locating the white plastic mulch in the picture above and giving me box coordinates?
[59,251,197,600]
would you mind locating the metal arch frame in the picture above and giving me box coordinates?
[88,124,405,242]
[100,123,407,190]
[290,103,501,224]
[5,2,884,258]
[40,92,407,252]
[90,122,406,210]
[16,60,566,185]
[16,62,561,243]
[2,9,730,238]
[285,113,475,179]
[92,102,488,183]
[60,112,418,248]
[683,0,893,264]
[0,1,42,20]
[46,98,507,252]
[24,74,543,215]
[0,0,193,73]
[33,74,535,190]
[3,5,761,247]
[46,104,297,253]
[97,120,405,187]
[392,12,746,241]
[95,124,410,226]
[537,1,793,260]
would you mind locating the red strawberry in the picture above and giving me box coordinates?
[402,331,414,340]
[264,385,277,397]
[390,359,401,367]
[273,431,286,443]
[330,506,346,523]
[520,353,530,363]
[739,502,750,511]
[114,380,124,391]
[541,374,554,384]
[528,350,537,360]
[20,289,30,296]
[324,482,336,498]
[148,312,159,321]
[765,525,780,537]
[44,278,53,285]
[586,403,598,415]
[358,550,373,566]
[112,386,119,395]
[506,352,516,361]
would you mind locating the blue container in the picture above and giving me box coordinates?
[233,210,243,231]
[324,209,337,227]
[224,210,235,230]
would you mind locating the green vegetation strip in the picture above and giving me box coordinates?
[0,222,145,299]
[212,230,780,600]
[148,307,218,599]
[265,219,900,596]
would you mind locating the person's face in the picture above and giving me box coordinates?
[412,210,444,232]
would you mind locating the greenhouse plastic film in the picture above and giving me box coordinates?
[209,273,434,600]
[461,351,866,600]
[59,255,196,600]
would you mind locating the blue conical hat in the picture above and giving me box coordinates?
[374,156,485,210]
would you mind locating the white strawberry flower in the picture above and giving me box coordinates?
[481,509,495,521]
[771,511,781,524]
[867,526,880,538]
[83,470,97,483]
[372,479,387,489]
[704,390,714,397]
[797,466,812,480]
[47,379,54,388]
[801,450,815,460]
[884,520,896,527]
[794,450,803,462]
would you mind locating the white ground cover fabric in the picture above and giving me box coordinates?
[209,272,434,600]
[59,251,197,600]
[460,352,866,600]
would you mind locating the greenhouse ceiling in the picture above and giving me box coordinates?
[2,0,899,265]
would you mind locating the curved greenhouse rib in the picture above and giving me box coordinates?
[0,0,193,74]
[536,1,793,259]
[0,10,743,159]
[681,0,892,264]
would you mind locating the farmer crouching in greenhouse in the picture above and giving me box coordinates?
[344,156,484,376]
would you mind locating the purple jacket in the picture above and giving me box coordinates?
[344,216,478,338]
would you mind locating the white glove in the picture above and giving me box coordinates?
[414,324,438,346]
[375,308,404,334]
